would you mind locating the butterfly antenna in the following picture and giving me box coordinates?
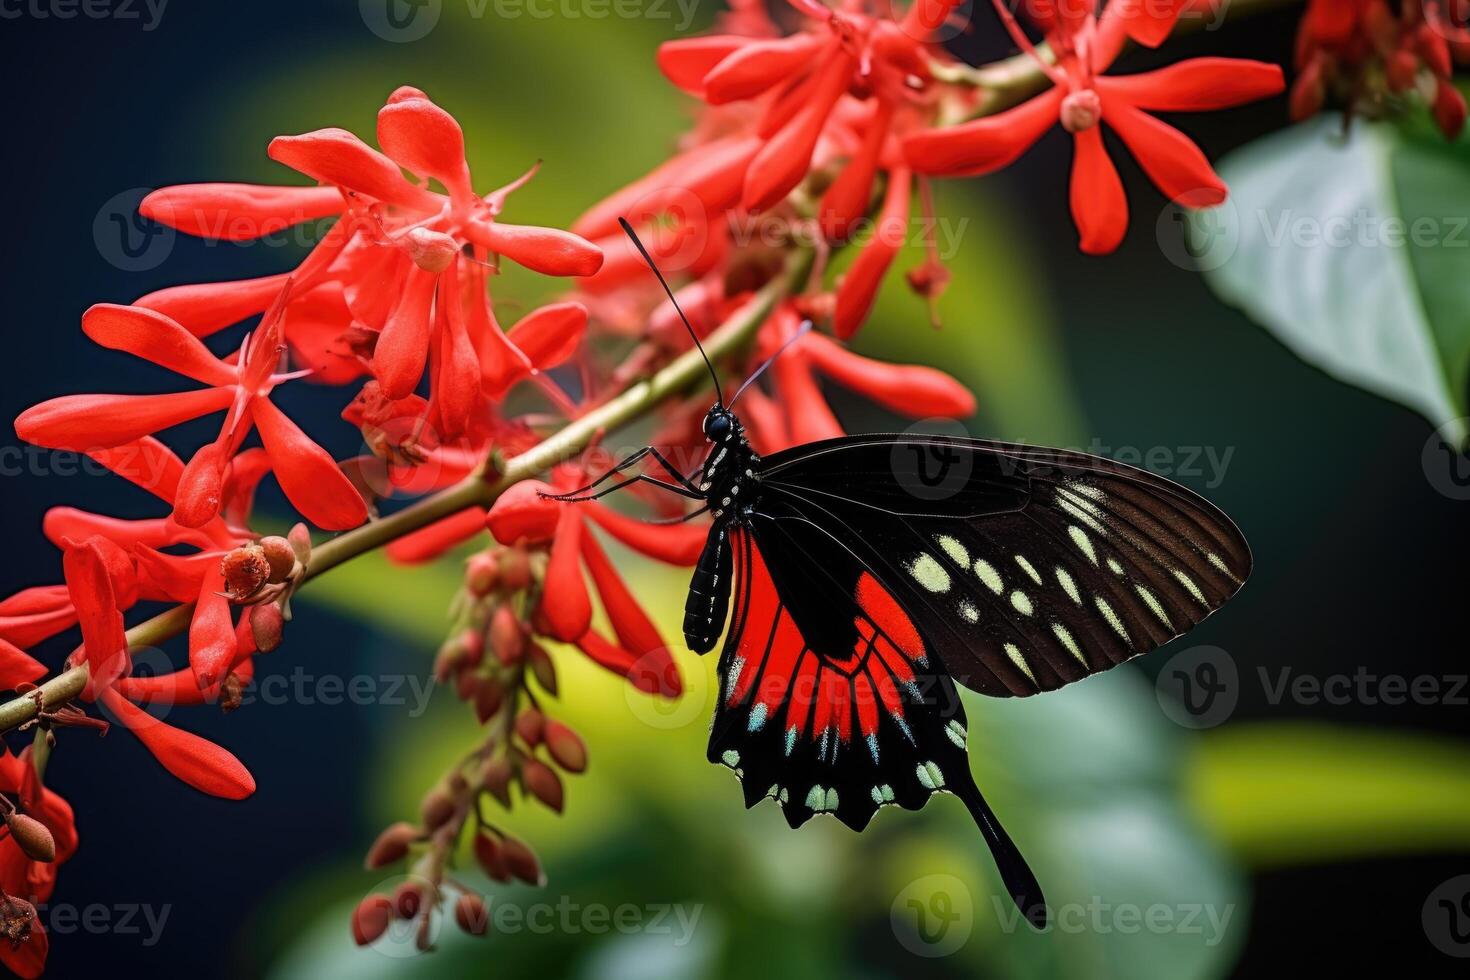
[730,319,813,407]
[619,217,723,406]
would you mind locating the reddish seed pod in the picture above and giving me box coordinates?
[544,720,588,774]
[393,879,427,919]
[221,544,270,600]
[465,552,499,597]
[490,606,525,666]
[460,628,485,668]
[515,706,545,746]
[456,893,491,936]
[1434,78,1467,140]
[474,832,511,883]
[352,894,393,945]
[521,759,565,813]
[527,641,558,695]
[500,835,546,886]
[287,523,312,564]
[421,788,457,831]
[250,603,284,653]
[4,812,56,863]
[434,640,464,685]
[365,821,419,869]
[455,669,480,702]
[1385,48,1419,92]
[258,535,297,583]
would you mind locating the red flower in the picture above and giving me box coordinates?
[904,2,1284,254]
[486,477,706,695]
[0,746,77,979]
[15,293,369,531]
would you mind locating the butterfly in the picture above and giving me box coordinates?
[551,220,1252,929]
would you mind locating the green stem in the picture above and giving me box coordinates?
[0,247,812,736]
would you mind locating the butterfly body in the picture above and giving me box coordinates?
[683,408,758,654]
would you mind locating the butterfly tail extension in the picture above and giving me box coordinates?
[952,776,1048,930]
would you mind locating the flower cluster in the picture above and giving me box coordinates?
[1291,0,1469,138]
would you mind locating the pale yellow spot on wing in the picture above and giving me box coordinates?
[959,601,980,623]
[1173,568,1207,605]
[1136,585,1172,628]
[1014,554,1043,585]
[1107,558,1125,577]
[1056,567,1082,605]
[935,534,970,567]
[1010,590,1034,616]
[1095,596,1130,645]
[1068,526,1098,565]
[974,559,1004,594]
[1052,622,1086,667]
[908,553,951,593]
[1004,643,1037,686]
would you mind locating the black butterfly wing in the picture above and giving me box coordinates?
[708,513,1046,923]
[754,435,1251,698]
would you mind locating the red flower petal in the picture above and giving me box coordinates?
[486,481,560,546]
[1103,100,1226,206]
[16,387,237,452]
[580,531,679,697]
[1097,59,1285,112]
[82,304,238,386]
[703,34,823,104]
[656,35,747,95]
[540,507,592,642]
[174,441,232,528]
[833,168,911,340]
[820,100,894,241]
[140,183,344,241]
[281,282,367,385]
[374,263,439,399]
[507,302,588,371]
[115,657,254,708]
[433,265,481,438]
[802,333,975,417]
[0,586,75,649]
[773,348,844,444]
[903,87,1063,176]
[268,128,440,212]
[87,436,186,503]
[252,396,369,530]
[376,95,474,200]
[134,273,292,338]
[189,566,236,692]
[387,507,487,564]
[0,637,45,689]
[585,503,707,566]
[44,509,195,553]
[1113,0,1186,47]
[573,629,676,696]
[1069,126,1129,255]
[100,687,256,799]
[131,547,217,604]
[743,48,856,211]
[463,221,604,278]
[572,136,758,241]
[62,539,129,699]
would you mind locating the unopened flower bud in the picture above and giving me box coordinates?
[1434,78,1467,140]
[407,228,460,273]
[474,832,511,882]
[250,603,284,653]
[1386,49,1419,92]
[527,642,558,695]
[421,788,457,831]
[521,759,564,813]
[466,553,499,597]
[365,821,420,869]
[1060,89,1102,133]
[480,756,513,808]
[473,678,504,724]
[455,669,479,702]
[498,548,531,592]
[490,606,525,666]
[455,893,490,936]
[352,894,393,946]
[221,544,270,600]
[287,523,312,564]
[515,706,544,746]
[500,835,546,886]
[544,720,588,774]
[258,535,297,582]
[459,628,484,669]
[3,812,55,863]
[393,879,427,919]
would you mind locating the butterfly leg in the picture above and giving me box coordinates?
[543,447,701,501]
[552,474,706,504]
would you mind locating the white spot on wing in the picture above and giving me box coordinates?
[1004,643,1036,686]
[974,559,1003,594]
[1056,566,1082,605]
[908,553,952,593]
[935,534,970,567]
[1052,622,1086,667]
[1010,590,1034,616]
[1068,526,1098,565]
[1014,555,1043,585]
[1095,596,1130,645]
[1173,568,1207,605]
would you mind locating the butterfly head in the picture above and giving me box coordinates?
[703,405,741,444]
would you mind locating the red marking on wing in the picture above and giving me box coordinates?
[812,668,851,742]
[787,652,819,736]
[853,672,880,737]
[754,611,804,714]
[855,572,923,659]
[725,531,782,707]
[867,665,905,718]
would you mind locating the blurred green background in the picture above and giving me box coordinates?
[2,1,1468,978]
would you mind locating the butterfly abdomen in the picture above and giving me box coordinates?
[684,523,732,654]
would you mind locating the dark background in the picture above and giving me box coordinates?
[1,1,1466,977]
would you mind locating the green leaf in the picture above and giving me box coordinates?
[1193,114,1470,447]
[1189,722,1470,867]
